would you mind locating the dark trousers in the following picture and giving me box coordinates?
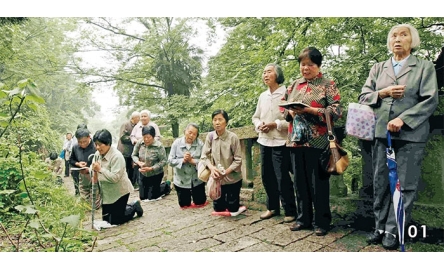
[213,180,242,212]
[72,170,80,195]
[290,147,331,230]
[133,165,141,186]
[102,193,136,225]
[64,159,70,177]
[139,172,164,200]
[372,139,426,235]
[174,182,207,207]
[124,156,135,185]
[260,144,297,216]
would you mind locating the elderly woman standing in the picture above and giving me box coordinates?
[252,63,297,222]
[168,123,206,208]
[91,129,143,225]
[359,24,438,250]
[130,109,161,143]
[201,110,245,214]
[132,126,168,201]
[282,47,342,236]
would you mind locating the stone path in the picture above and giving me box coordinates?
[63,177,440,252]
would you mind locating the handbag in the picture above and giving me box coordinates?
[319,108,349,175]
[198,157,212,182]
[345,102,376,141]
[197,132,214,182]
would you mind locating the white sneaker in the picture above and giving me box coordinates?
[230,205,247,216]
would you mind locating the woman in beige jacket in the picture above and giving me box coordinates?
[201,110,245,214]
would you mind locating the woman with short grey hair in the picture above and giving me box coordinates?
[359,23,438,250]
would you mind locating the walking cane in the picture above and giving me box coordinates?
[88,154,97,229]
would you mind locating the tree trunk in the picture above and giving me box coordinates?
[171,120,179,138]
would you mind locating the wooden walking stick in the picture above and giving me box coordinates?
[88,154,97,229]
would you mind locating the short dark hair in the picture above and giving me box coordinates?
[265,63,285,84]
[93,129,112,146]
[75,128,90,139]
[298,47,323,67]
[142,125,156,138]
[77,123,88,130]
[49,152,58,160]
[211,109,229,123]
[185,123,200,137]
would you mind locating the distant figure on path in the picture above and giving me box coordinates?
[117,111,140,187]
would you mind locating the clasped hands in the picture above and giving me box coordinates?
[136,161,154,173]
[258,122,277,133]
[183,152,193,164]
[380,85,406,99]
[209,164,227,181]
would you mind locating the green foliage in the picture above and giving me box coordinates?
[0,79,94,251]
[418,134,444,205]
[80,17,208,137]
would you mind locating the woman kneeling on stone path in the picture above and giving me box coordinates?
[91,129,143,225]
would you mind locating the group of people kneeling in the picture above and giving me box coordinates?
[52,23,438,253]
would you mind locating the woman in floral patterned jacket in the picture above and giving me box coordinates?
[280,47,342,236]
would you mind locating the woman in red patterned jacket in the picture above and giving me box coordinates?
[281,47,342,236]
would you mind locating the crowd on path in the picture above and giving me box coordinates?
[45,23,438,252]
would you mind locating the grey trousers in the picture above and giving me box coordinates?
[372,138,426,235]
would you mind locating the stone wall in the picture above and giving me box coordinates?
[162,125,444,207]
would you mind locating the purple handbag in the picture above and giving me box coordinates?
[345,103,376,141]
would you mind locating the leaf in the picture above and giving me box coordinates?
[29,220,41,229]
[0,190,15,195]
[19,192,28,198]
[4,88,20,97]
[41,233,54,238]
[14,205,26,212]
[25,206,38,214]
[17,79,30,89]
[25,93,45,104]
[33,171,48,179]
[60,214,80,227]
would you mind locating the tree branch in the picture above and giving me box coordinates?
[86,18,145,42]
[0,222,18,250]
[0,95,26,138]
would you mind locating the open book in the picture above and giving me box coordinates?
[70,167,88,171]
[278,101,309,109]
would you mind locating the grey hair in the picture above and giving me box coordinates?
[140,109,151,118]
[130,111,140,119]
[185,123,200,137]
[387,24,420,52]
[264,63,285,85]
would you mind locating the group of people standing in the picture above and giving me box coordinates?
[253,23,438,250]
[253,47,340,237]
[49,23,438,250]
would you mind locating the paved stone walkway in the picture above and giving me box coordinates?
[63,177,444,252]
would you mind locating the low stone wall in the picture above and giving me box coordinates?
[162,125,444,208]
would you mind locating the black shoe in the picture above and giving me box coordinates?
[289,223,312,231]
[367,230,384,244]
[314,227,327,236]
[382,233,399,250]
[133,200,143,217]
